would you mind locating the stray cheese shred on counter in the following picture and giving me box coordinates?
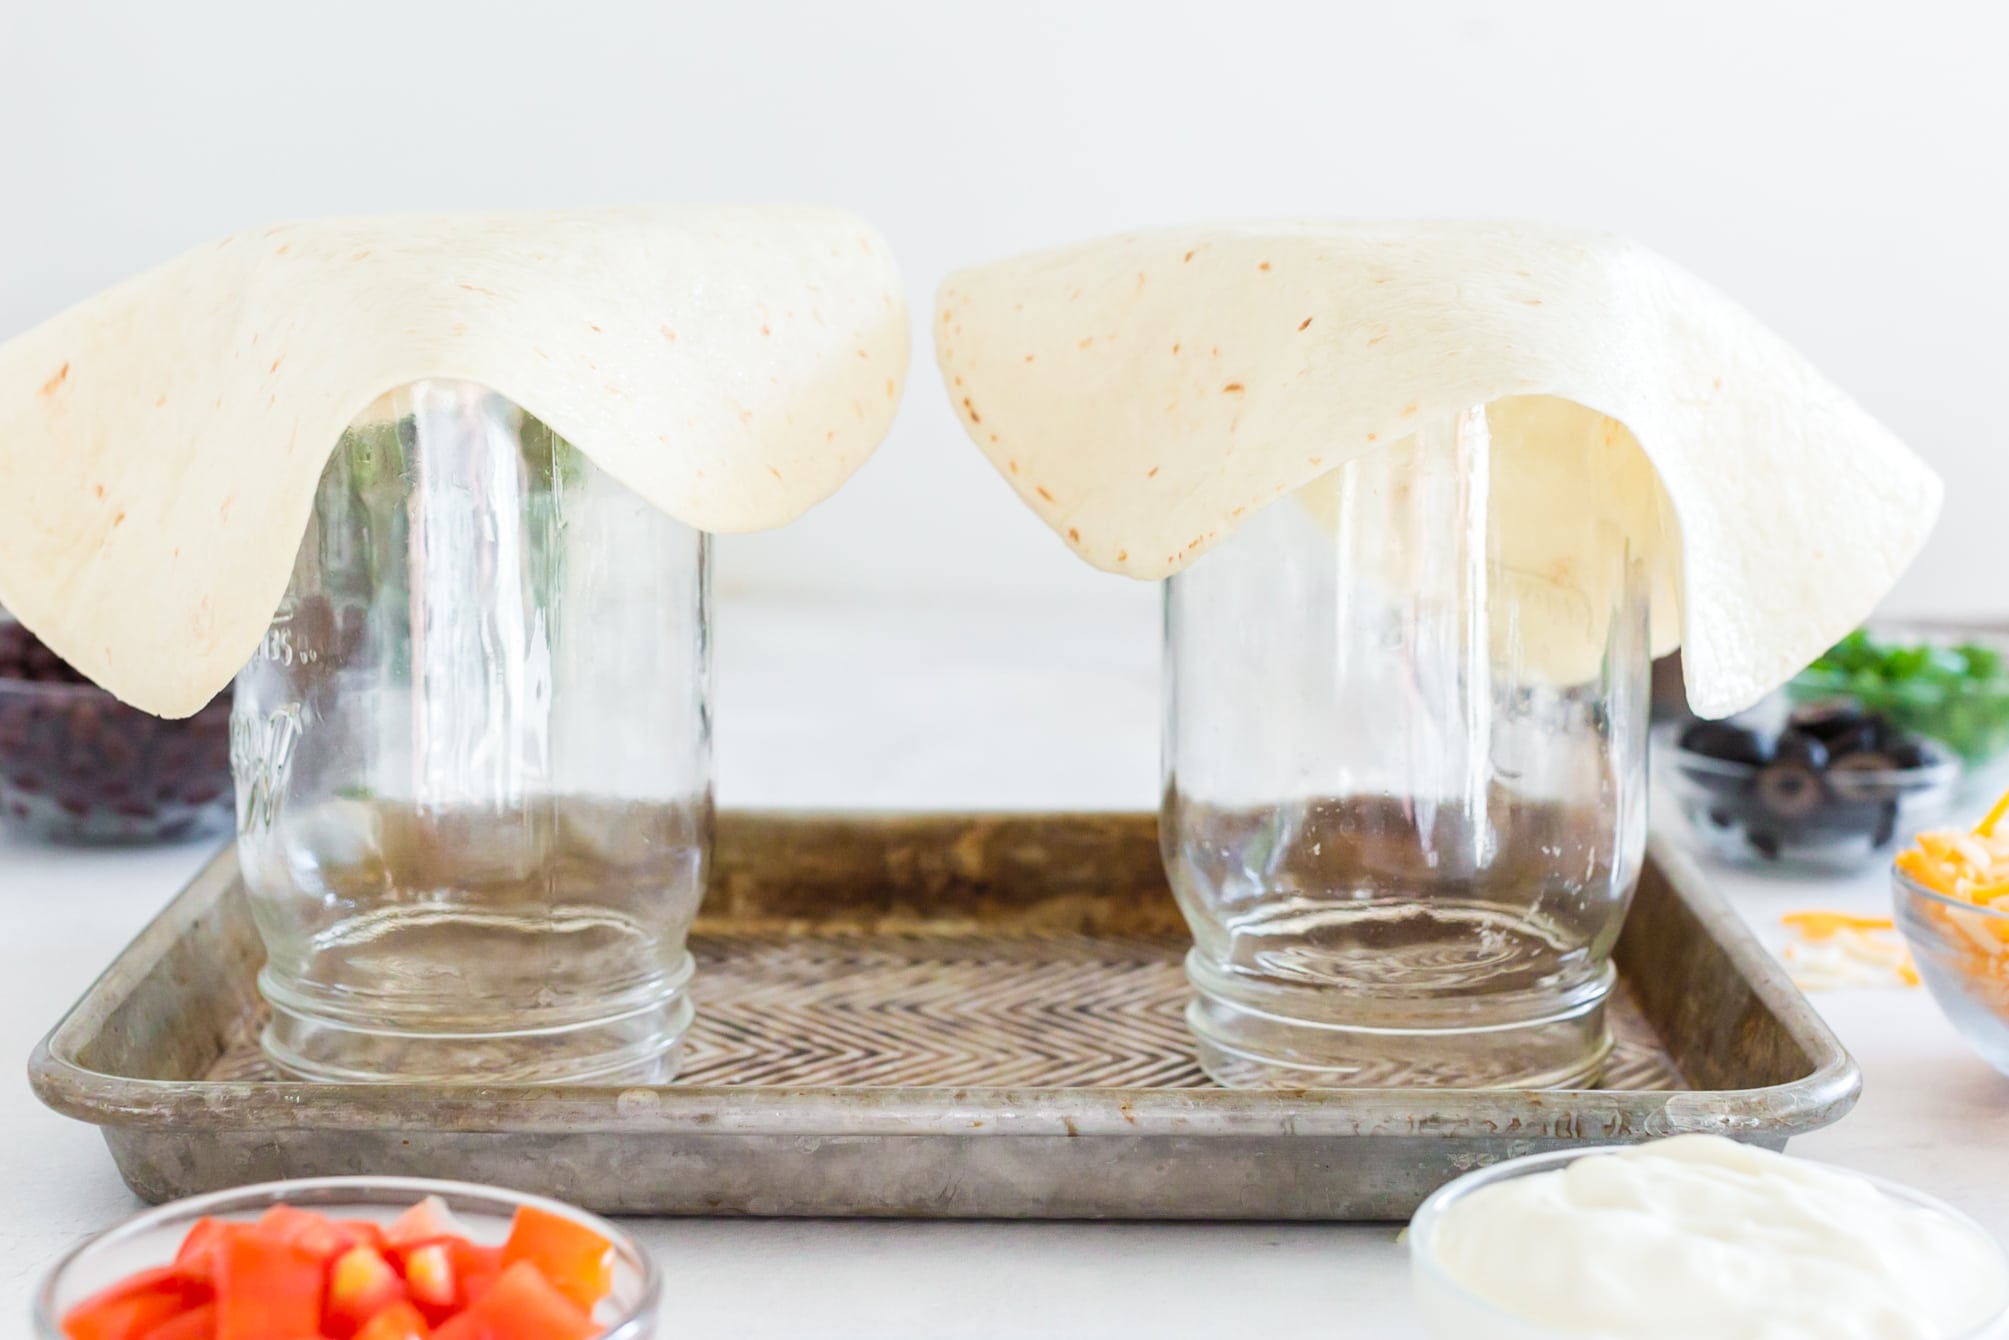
[1780,910,1919,991]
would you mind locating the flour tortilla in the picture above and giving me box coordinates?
[0,205,908,716]
[935,221,1940,717]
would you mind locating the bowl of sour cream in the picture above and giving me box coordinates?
[1408,1135,2009,1340]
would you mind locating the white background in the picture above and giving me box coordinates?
[1,0,2004,625]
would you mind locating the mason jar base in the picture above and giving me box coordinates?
[1184,953,1614,1090]
[258,953,696,1085]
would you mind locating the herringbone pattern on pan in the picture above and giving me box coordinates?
[207,929,1686,1091]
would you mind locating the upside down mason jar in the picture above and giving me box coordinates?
[1162,398,1658,1089]
[231,380,711,1084]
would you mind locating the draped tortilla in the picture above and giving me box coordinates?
[935,221,1940,718]
[0,204,909,716]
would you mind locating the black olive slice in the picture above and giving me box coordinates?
[1756,763,1826,820]
[1821,719,1888,759]
[1774,731,1832,773]
[1884,739,1935,771]
[1789,698,1869,742]
[1679,721,1774,768]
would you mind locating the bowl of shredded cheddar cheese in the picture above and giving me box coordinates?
[1894,788,2009,1075]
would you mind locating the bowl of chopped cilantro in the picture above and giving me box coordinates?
[1791,627,2009,777]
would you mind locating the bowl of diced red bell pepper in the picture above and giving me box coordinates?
[36,1177,659,1340]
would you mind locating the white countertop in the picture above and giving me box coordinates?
[4,594,2006,1338]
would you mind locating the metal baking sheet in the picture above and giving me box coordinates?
[30,812,1860,1220]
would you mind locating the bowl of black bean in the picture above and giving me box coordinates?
[0,611,232,845]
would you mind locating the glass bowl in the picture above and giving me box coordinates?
[1895,866,2009,1075]
[1409,1145,2009,1339]
[0,615,231,845]
[1663,736,1959,873]
[33,1177,660,1340]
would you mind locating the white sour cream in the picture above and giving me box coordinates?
[1425,1135,2009,1339]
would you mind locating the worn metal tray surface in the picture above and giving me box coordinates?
[31,812,1859,1220]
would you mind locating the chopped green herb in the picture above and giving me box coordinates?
[1794,630,2009,765]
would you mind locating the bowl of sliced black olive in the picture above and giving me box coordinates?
[1666,699,1960,872]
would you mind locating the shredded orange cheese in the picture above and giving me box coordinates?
[1898,792,2009,906]
[1894,783,2009,1013]
[1782,911,1898,937]
[1978,786,2009,838]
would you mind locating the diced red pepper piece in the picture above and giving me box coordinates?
[354,1301,431,1340]
[169,1221,263,1291]
[255,1204,359,1263]
[385,1198,463,1250]
[213,1233,323,1340]
[446,1242,503,1309]
[325,1245,408,1337]
[62,1293,189,1340]
[140,1302,216,1340]
[446,1262,598,1340]
[500,1206,613,1312]
[337,1220,390,1253]
[172,1220,228,1284]
[63,1294,186,1340]
[62,1267,207,1340]
[402,1242,457,1318]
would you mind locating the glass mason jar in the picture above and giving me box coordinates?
[1162,400,1655,1089]
[232,380,712,1084]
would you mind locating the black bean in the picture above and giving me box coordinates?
[0,620,232,842]
[97,731,135,768]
